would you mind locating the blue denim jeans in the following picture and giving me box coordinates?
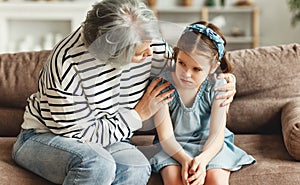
[12,129,151,185]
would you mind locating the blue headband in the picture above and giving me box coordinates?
[183,24,225,60]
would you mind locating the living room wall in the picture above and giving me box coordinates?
[0,0,298,53]
[156,0,300,47]
[255,0,300,46]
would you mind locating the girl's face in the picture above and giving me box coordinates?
[173,50,214,90]
[131,41,153,63]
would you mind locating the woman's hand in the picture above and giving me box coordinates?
[135,77,174,121]
[186,156,207,185]
[215,73,237,112]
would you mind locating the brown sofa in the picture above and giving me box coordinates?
[1,43,300,185]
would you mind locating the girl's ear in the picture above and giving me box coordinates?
[209,61,220,74]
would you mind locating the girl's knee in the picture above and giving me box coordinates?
[161,165,184,185]
[205,169,230,185]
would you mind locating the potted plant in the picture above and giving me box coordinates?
[288,0,300,26]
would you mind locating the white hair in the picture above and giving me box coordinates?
[82,0,161,68]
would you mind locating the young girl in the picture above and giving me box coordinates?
[150,21,255,185]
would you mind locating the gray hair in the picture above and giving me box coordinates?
[82,0,160,68]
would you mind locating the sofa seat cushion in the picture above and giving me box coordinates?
[0,138,54,185]
[1,135,299,185]
[131,134,300,185]
[230,135,300,185]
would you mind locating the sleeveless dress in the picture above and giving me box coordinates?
[150,71,255,173]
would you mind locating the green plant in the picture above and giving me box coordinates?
[288,0,300,26]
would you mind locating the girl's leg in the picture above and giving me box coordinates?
[106,141,151,185]
[205,168,230,185]
[13,129,116,185]
[160,165,184,185]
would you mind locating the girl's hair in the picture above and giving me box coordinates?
[173,21,232,73]
[82,0,160,67]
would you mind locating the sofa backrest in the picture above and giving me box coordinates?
[0,44,299,137]
[0,50,51,136]
[226,43,300,134]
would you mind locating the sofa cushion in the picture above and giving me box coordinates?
[226,43,300,134]
[229,134,300,185]
[0,50,50,108]
[281,101,300,160]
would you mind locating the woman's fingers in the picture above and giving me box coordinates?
[134,78,174,121]
[219,73,236,84]
[155,88,174,101]
[219,93,234,106]
[150,81,172,97]
[215,88,235,100]
[214,80,235,92]
[147,78,174,102]
[215,73,237,107]
[147,77,162,93]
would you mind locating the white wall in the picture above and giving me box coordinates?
[1,0,299,53]
[255,0,300,46]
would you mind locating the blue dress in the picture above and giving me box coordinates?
[150,71,255,173]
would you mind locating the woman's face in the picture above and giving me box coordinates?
[173,50,213,90]
[131,41,152,63]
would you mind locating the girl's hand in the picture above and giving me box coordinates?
[215,73,237,112]
[186,156,206,185]
[181,158,193,185]
[135,77,174,121]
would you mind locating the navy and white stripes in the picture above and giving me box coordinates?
[22,27,172,146]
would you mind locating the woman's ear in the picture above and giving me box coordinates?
[209,61,220,74]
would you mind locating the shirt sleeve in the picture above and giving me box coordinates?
[150,39,174,77]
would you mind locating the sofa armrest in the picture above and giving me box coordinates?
[281,100,300,160]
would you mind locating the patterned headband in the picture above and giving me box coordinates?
[183,24,225,60]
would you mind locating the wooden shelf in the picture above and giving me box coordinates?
[201,6,260,48]
[151,5,260,50]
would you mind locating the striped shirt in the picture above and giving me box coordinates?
[22,27,172,146]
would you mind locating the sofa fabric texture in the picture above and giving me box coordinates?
[0,43,300,185]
